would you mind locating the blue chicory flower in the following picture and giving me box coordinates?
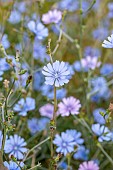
[4,134,27,160]
[73,146,89,161]
[66,129,84,145]
[41,84,67,99]
[27,20,48,40]
[33,39,49,62]
[42,60,70,87]
[4,161,24,170]
[8,10,21,24]
[92,124,112,142]
[89,77,111,102]
[102,34,113,48]
[28,118,49,134]
[93,108,107,124]
[13,97,35,116]
[53,132,76,156]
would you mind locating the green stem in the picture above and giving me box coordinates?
[53,86,57,123]
[73,115,93,135]
[67,154,71,170]
[97,143,113,165]
[23,137,50,162]
[27,163,41,170]
[50,134,54,158]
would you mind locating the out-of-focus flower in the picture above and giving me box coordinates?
[92,124,112,142]
[93,108,107,124]
[42,60,70,87]
[108,3,113,18]
[81,56,101,70]
[13,97,35,116]
[0,71,3,81]
[39,103,54,119]
[58,0,78,12]
[65,62,75,79]
[41,84,67,99]
[74,146,89,161]
[28,118,49,134]
[84,46,101,58]
[58,96,81,116]
[102,34,113,48]
[93,27,109,41]
[66,130,84,145]
[33,39,49,62]
[100,63,113,76]
[78,161,99,170]
[89,77,111,102]
[4,134,27,160]
[59,162,68,169]
[33,72,44,91]
[73,61,87,72]
[8,10,21,24]
[14,2,26,13]
[1,34,10,49]
[53,132,76,156]
[4,161,24,170]
[27,21,48,40]
[42,9,62,24]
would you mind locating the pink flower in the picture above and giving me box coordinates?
[42,9,62,24]
[81,56,101,70]
[78,161,99,170]
[58,96,81,117]
[39,103,54,119]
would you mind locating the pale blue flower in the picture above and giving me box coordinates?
[4,161,24,170]
[33,72,44,91]
[1,34,10,49]
[58,0,78,12]
[84,46,101,58]
[4,134,27,160]
[108,3,113,18]
[41,84,67,99]
[74,146,89,161]
[28,118,49,134]
[93,108,107,124]
[102,34,113,48]
[13,97,35,116]
[33,39,49,62]
[66,130,84,145]
[100,64,113,76]
[14,2,26,13]
[93,27,109,41]
[90,77,111,102]
[27,21,48,40]
[8,10,21,24]
[53,132,76,156]
[42,60,70,87]
[92,124,112,142]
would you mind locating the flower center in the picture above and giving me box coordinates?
[62,142,67,147]
[54,73,59,79]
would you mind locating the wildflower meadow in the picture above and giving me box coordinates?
[1,0,113,170]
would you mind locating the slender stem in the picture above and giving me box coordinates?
[50,134,53,158]
[97,143,113,165]
[67,154,71,170]
[53,86,57,122]
[27,163,41,170]
[0,150,3,165]
[23,137,50,162]
[73,115,93,135]
[52,29,62,56]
